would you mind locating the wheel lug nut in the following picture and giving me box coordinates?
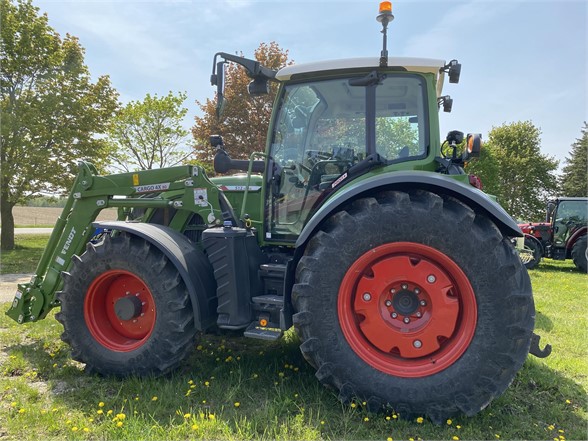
[390,288,396,294]
[126,291,130,296]
[385,300,392,307]
[413,340,422,348]
[416,312,422,318]
[427,274,436,284]
[414,288,420,294]
[403,317,410,324]
[401,284,408,290]
[391,312,398,318]
[420,300,427,306]
[362,292,372,301]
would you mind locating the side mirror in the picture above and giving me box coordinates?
[463,133,482,160]
[212,61,225,118]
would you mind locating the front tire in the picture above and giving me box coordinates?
[571,235,587,273]
[522,236,542,270]
[56,233,197,376]
[292,190,534,422]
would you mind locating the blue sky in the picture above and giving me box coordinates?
[36,0,586,170]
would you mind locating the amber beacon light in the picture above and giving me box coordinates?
[377,2,394,67]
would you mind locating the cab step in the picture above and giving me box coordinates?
[244,321,283,341]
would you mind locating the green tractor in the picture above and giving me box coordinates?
[7,2,549,422]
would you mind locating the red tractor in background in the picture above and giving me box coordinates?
[519,197,587,272]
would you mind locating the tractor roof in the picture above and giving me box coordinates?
[275,57,447,96]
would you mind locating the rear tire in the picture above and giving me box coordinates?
[56,233,196,376]
[292,190,534,422]
[571,235,587,273]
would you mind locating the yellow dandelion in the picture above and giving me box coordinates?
[495,435,501,439]
[107,410,113,416]
[188,379,194,384]
[278,372,285,377]
[409,438,414,441]
[202,400,207,404]
[387,438,393,441]
[18,408,26,414]
[565,399,571,404]
[52,363,58,368]
[392,414,398,419]
[52,408,58,412]
[71,427,79,432]
[363,417,369,422]
[362,401,367,405]
[41,410,47,415]
[83,428,90,433]
[10,402,16,408]
[548,425,555,431]
[97,409,104,415]
[209,413,216,420]
[452,436,460,441]
[320,420,325,425]
[559,436,565,440]
[151,396,158,401]
[116,421,123,428]
[294,367,299,372]
[184,413,191,419]
[190,384,196,389]
[88,418,94,423]
[192,424,199,430]
[204,381,210,387]
[416,416,424,424]
[185,390,192,397]
[98,402,105,407]
[350,403,357,408]
[66,419,72,425]
[253,373,259,379]
[385,416,391,421]
[447,419,453,425]
[116,413,126,420]
[196,345,203,350]
[559,430,565,434]
[456,425,461,429]
[234,402,240,408]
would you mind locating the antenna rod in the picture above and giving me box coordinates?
[377,2,394,67]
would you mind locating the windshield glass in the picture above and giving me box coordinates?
[268,74,427,240]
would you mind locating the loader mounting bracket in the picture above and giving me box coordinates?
[529,332,552,358]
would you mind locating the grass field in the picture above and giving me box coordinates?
[0,236,586,440]
[0,206,117,228]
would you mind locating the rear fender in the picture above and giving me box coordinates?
[94,221,217,331]
[296,171,522,248]
[567,227,587,251]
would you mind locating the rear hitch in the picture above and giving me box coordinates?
[529,333,552,358]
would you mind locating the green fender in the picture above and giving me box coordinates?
[295,171,522,248]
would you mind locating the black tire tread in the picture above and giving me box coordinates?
[292,189,534,422]
[571,235,587,273]
[56,233,197,377]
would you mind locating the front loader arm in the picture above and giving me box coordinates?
[6,161,223,324]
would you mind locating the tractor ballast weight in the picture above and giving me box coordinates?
[7,2,548,422]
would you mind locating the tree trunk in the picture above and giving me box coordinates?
[1,196,15,250]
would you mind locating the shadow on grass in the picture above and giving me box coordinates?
[531,260,586,274]
[6,330,587,440]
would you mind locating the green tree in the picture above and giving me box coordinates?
[559,122,588,197]
[464,142,501,197]
[192,42,292,164]
[466,121,558,220]
[1,0,118,250]
[107,91,191,172]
